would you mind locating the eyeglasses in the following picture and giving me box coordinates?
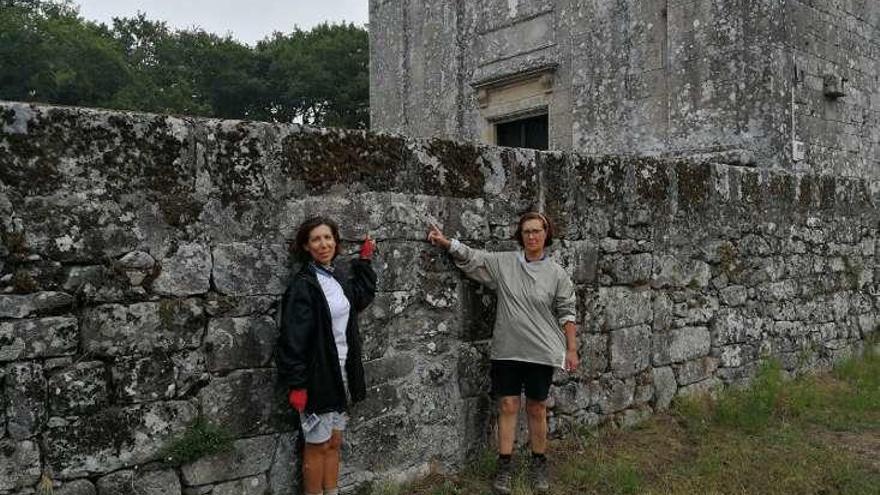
[522,228,545,237]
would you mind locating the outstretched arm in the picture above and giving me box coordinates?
[427,224,497,287]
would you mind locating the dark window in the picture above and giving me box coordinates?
[496,114,548,150]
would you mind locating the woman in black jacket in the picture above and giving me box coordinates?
[277,216,377,495]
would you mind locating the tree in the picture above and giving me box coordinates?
[257,23,369,129]
[0,3,370,128]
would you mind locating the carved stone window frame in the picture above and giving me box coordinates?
[471,64,557,147]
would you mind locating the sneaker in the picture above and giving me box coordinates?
[529,455,549,493]
[492,459,513,494]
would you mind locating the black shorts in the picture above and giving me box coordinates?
[490,359,555,401]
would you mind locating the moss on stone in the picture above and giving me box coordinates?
[281,129,407,194]
[11,270,37,293]
[676,161,711,212]
[423,138,485,197]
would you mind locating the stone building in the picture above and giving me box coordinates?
[369,1,880,179]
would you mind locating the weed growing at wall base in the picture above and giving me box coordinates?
[157,417,233,466]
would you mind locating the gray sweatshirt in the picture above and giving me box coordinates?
[449,239,577,368]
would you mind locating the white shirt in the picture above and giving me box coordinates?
[315,266,352,374]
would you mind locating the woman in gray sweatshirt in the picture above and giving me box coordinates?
[427,211,577,494]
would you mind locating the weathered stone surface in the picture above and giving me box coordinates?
[0,316,78,362]
[592,376,635,414]
[181,435,276,486]
[578,332,608,377]
[213,475,267,495]
[675,357,720,386]
[456,345,489,398]
[45,401,197,478]
[205,316,276,372]
[267,433,298,495]
[609,325,651,377]
[583,287,652,331]
[651,366,676,410]
[199,369,293,436]
[212,243,288,296]
[81,300,205,356]
[112,353,177,403]
[0,439,41,491]
[652,326,711,365]
[600,253,653,285]
[364,353,417,387]
[204,294,277,317]
[0,291,74,318]
[56,479,97,495]
[651,255,711,289]
[677,377,722,398]
[551,380,593,414]
[96,469,181,495]
[5,361,45,439]
[152,243,212,296]
[48,361,108,415]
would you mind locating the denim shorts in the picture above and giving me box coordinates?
[300,410,348,444]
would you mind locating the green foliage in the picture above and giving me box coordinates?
[158,417,233,466]
[0,2,369,128]
[714,359,784,430]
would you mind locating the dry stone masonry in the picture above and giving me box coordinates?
[1,101,878,494]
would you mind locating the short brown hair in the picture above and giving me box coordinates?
[293,216,341,262]
[513,211,555,247]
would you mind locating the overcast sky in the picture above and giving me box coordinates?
[76,0,369,46]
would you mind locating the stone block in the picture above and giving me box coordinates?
[550,381,592,414]
[592,376,635,414]
[267,432,298,495]
[212,243,289,296]
[609,325,651,377]
[48,361,108,415]
[711,309,763,345]
[213,475,267,495]
[5,361,45,440]
[96,469,181,495]
[582,287,652,332]
[56,479,97,495]
[674,357,719,386]
[577,332,608,377]
[46,401,197,478]
[152,243,211,296]
[677,377,722,398]
[363,353,416,388]
[719,285,747,306]
[652,366,677,410]
[350,383,400,419]
[81,300,205,356]
[0,439,41,491]
[372,241,423,292]
[651,255,711,289]
[0,291,74,318]
[204,294,277,318]
[205,316,276,372]
[199,369,293,437]
[652,326,711,365]
[112,353,177,403]
[181,435,276,486]
[456,345,489,398]
[600,253,653,285]
[0,316,78,362]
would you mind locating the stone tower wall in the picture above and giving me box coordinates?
[370,0,880,178]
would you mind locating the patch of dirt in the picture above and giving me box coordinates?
[815,429,880,472]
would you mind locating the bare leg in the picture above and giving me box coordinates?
[497,396,521,455]
[323,430,343,491]
[525,399,547,454]
[303,441,327,495]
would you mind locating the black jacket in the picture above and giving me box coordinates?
[277,258,376,414]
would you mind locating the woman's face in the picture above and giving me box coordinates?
[520,218,546,253]
[304,224,337,265]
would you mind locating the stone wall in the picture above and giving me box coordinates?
[1,101,879,494]
[369,0,880,178]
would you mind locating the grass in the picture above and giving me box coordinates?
[157,417,234,466]
[378,346,880,495]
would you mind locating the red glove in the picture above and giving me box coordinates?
[359,235,375,260]
[288,389,307,412]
